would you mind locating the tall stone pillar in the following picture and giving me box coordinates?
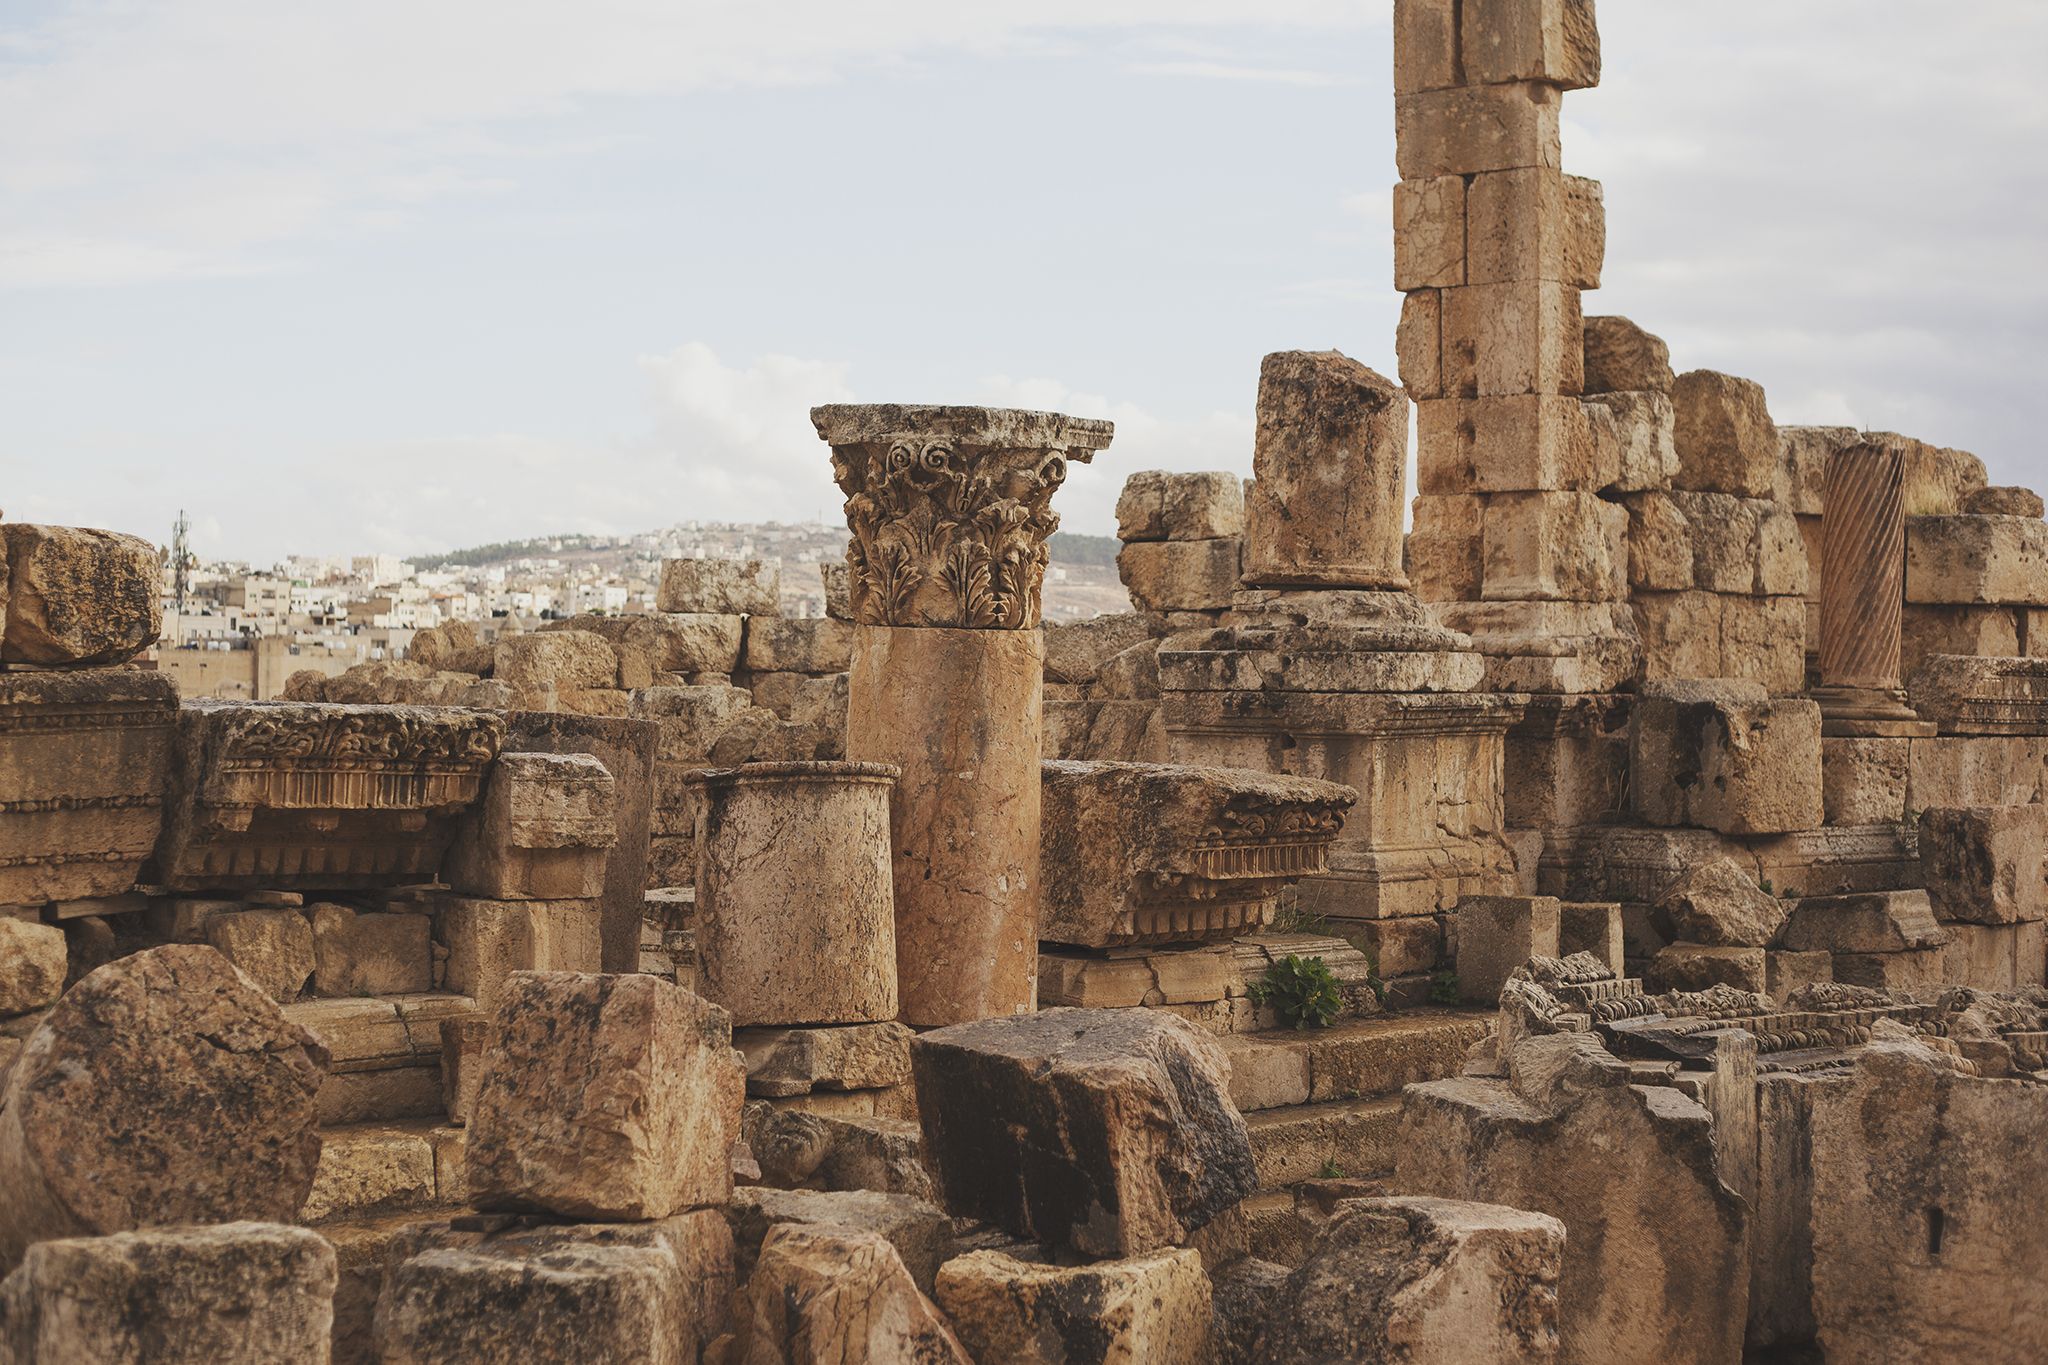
[1814,442,1932,739]
[813,404,1113,1026]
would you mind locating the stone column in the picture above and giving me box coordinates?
[813,404,1113,1026]
[1814,441,1931,737]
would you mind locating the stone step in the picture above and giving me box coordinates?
[286,992,478,1126]
[302,1119,467,1227]
[1244,1095,1405,1191]
[1216,1008,1489,1112]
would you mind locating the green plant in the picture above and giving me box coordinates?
[1758,877,1775,895]
[1429,970,1461,1006]
[1248,955,1343,1031]
[1318,1158,1348,1180]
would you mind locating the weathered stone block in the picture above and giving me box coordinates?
[630,684,756,764]
[1465,167,1602,288]
[1902,605,2024,681]
[1407,494,1483,601]
[737,1224,969,1364]
[1119,539,1241,612]
[736,1021,914,1098]
[1671,370,1777,498]
[0,918,65,1016]
[911,1008,1257,1257]
[1965,485,2046,517]
[1417,395,1599,494]
[935,1248,1212,1365]
[1655,857,1786,947]
[1582,316,1674,395]
[1115,470,1245,544]
[204,908,315,1002]
[1646,943,1768,995]
[0,525,160,667]
[1918,804,2048,924]
[1393,175,1466,291]
[726,1186,953,1295]
[1781,891,1948,954]
[444,751,616,901]
[1393,0,1458,95]
[493,629,618,697]
[1558,902,1624,979]
[1396,83,1563,180]
[0,1223,336,1364]
[1630,682,1824,835]
[1940,919,2044,990]
[1398,290,1444,399]
[465,971,742,1220]
[1906,514,2048,605]
[657,557,780,615]
[1764,949,1832,1003]
[1442,279,1584,399]
[434,896,603,1012]
[741,616,854,674]
[1461,0,1601,90]
[1456,896,1561,1003]
[1585,390,1676,493]
[1481,492,1625,602]
[309,905,431,997]
[1776,425,1853,516]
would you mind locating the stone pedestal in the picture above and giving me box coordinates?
[688,760,899,1027]
[1815,442,1934,738]
[817,402,1111,1027]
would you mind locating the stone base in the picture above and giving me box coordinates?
[1433,601,1644,695]
[1038,945,1237,1009]
[1811,685,1938,739]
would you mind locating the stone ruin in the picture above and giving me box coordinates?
[4,4,2048,1363]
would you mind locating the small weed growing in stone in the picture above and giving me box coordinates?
[1249,954,1343,1030]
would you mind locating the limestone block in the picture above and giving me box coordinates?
[658,557,780,615]
[1830,948,1950,990]
[1441,279,1584,399]
[203,908,315,1002]
[1397,1035,1750,1365]
[1257,1196,1563,1364]
[1393,175,1465,291]
[742,616,854,674]
[1043,613,1163,686]
[1114,470,1245,544]
[0,946,328,1272]
[1781,891,1948,954]
[910,1008,1257,1257]
[1481,492,1625,602]
[1765,949,1831,1004]
[736,1022,914,1098]
[444,751,616,901]
[1398,290,1444,399]
[727,1187,954,1295]
[1245,351,1408,588]
[1671,370,1778,498]
[308,905,431,997]
[1941,920,2044,990]
[1407,494,1483,601]
[1719,595,1808,694]
[1417,395,1599,494]
[1465,167,1602,288]
[935,1248,1212,1365]
[630,684,757,763]
[1810,1035,2048,1362]
[1667,491,1759,594]
[1582,316,1675,395]
[1558,902,1624,979]
[1396,83,1563,180]
[1906,514,2048,605]
[492,629,618,695]
[0,1222,336,1364]
[1918,805,2048,924]
[820,563,852,620]
[1646,944,1768,995]
[0,525,160,666]
[1777,425,1854,516]
[1462,0,1600,89]
[1393,0,1457,95]
[434,896,603,1012]
[1965,485,2046,517]
[1353,915,1446,977]
[439,1016,488,1125]
[1629,682,1824,835]
[1623,492,1693,592]
[1903,606,2025,682]
[737,1224,970,1365]
[1119,539,1241,612]
[465,971,742,1220]
[1584,390,1676,493]
[1456,896,1561,1003]
[1821,736,1909,826]
[1655,857,1786,947]
[0,919,65,1016]
[1878,434,1989,516]
[373,1212,734,1365]
[1093,639,1160,699]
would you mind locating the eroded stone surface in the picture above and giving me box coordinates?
[736,1224,969,1365]
[0,525,160,666]
[935,1248,1213,1365]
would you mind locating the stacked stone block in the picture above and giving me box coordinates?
[1116,470,1245,624]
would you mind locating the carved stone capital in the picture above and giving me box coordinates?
[812,404,1113,629]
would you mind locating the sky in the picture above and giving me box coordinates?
[2,1,2045,563]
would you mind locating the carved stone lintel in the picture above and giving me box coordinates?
[812,404,1114,629]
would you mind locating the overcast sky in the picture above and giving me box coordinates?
[3,1,2044,563]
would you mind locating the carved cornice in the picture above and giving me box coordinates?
[812,404,1113,630]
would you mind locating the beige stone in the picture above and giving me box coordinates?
[658,557,780,615]
[737,1225,970,1365]
[0,946,328,1272]
[0,1222,336,1365]
[1719,594,1808,693]
[1461,0,1601,89]
[434,896,603,1012]
[1646,943,1768,994]
[1877,434,1990,516]
[1417,394,1599,494]
[0,919,65,1016]
[1777,425,1854,516]
[1042,613,1163,686]
[1558,902,1624,978]
[1765,949,1832,1003]
[1392,0,1457,95]
[1396,83,1562,180]
[1755,502,1810,596]
[1667,491,1760,593]
[1393,175,1465,291]
[1919,804,2048,925]
[1906,514,2048,605]
[444,751,616,901]
[1965,485,2046,517]
[466,971,742,1220]
[1782,891,1948,954]
[742,616,854,673]
[1258,1196,1563,1364]
[1671,369,1778,498]
[1656,857,1786,947]
[0,525,160,666]
[1441,279,1584,399]
[1455,896,1560,1003]
[1624,492,1693,591]
[911,1008,1256,1257]
[736,1021,913,1097]
[1902,604,2023,680]
[1820,736,1909,826]
[935,1248,1212,1365]
[1465,167,1602,288]
[631,683,757,762]
[1941,919,2044,989]
[1581,316,1674,395]
[1398,289,1444,399]
[727,1186,953,1294]
[1584,390,1676,492]
[1407,493,1483,601]
[849,625,1043,1027]
[1481,492,1625,602]
[308,905,431,997]
[204,908,315,1002]
[492,629,618,697]
[1119,538,1241,611]
[1630,682,1824,835]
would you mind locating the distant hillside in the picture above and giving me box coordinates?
[411,534,617,570]
[1048,532,1119,568]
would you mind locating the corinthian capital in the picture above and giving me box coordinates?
[812,404,1114,629]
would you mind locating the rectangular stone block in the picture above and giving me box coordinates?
[1407,494,1484,602]
[1630,682,1824,835]
[1777,425,1853,516]
[1455,895,1560,1003]
[1624,492,1693,592]
[1647,943,1767,995]
[1906,515,2048,606]
[1417,394,1600,494]
[741,617,854,673]
[309,905,431,997]
[435,896,604,1012]
[1393,0,1458,95]
[1585,391,1676,494]
[1464,167,1603,288]
[1820,736,1909,826]
[1481,492,1626,602]
[1782,891,1948,955]
[1669,491,1761,594]
[1118,539,1240,612]
[1353,914,1446,977]
[1116,471,1246,543]
[657,558,779,615]
[1558,902,1624,978]
[1829,948,1951,990]
[1397,290,1444,399]
[444,751,617,901]
[1461,0,1601,89]
[1671,370,1778,498]
[1442,279,1584,398]
[1919,805,2048,925]
[736,1021,916,1098]
[1940,920,2045,991]
[1394,175,1466,291]
[1765,949,1832,1004]
[1719,595,1809,695]
[1396,82,1562,180]
[0,524,161,667]
[1902,605,2022,681]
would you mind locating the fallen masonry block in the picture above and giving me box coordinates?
[0,524,161,666]
[1582,315,1674,394]
[736,1224,970,1365]
[735,1021,913,1098]
[0,945,329,1273]
[1117,470,1246,543]
[911,1008,1257,1257]
[1781,891,1949,955]
[1456,896,1561,1004]
[1671,370,1778,499]
[0,1222,336,1364]
[935,1247,1212,1365]
[1655,857,1787,947]
[657,557,780,615]
[1919,805,2048,925]
[726,1186,954,1297]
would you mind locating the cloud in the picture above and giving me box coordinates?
[1128,61,1348,87]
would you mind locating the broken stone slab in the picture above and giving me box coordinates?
[0,918,65,1016]
[0,1222,337,1364]
[736,1022,913,1097]
[0,945,329,1273]
[0,524,161,666]
[911,1008,1258,1257]
[1655,856,1787,947]
[373,1210,734,1365]
[0,668,178,906]
[1781,891,1950,955]
[1630,682,1824,836]
[1039,760,1356,949]
[1119,538,1241,612]
[465,971,743,1221]
[1256,1196,1564,1364]
[934,1247,1213,1365]
[1043,613,1167,686]
[657,558,780,616]
[151,701,504,893]
[1919,805,2048,925]
[735,1223,970,1365]
[727,1186,954,1297]
[203,908,316,1002]
[443,751,617,901]
[1455,896,1561,1004]
[1581,315,1673,394]
[308,904,431,997]
[1117,471,1246,543]
[1907,654,2048,736]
